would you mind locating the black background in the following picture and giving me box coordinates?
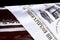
[0,0,60,7]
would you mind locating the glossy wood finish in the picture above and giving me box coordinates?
[0,31,34,40]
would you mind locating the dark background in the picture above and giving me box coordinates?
[0,0,60,7]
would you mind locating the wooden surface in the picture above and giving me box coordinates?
[0,31,34,40]
[0,8,34,40]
